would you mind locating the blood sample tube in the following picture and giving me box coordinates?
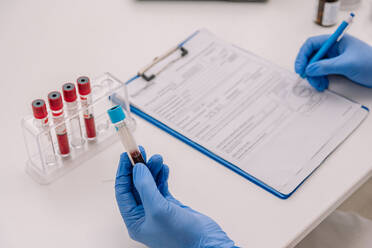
[107,105,145,165]
[48,91,70,156]
[62,83,85,148]
[32,99,57,165]
[77,76,96,140]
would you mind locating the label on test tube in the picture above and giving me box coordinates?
[63,83,85,148]
[48,91,70,156]
[32,99,57,165]
[77,76,97,140]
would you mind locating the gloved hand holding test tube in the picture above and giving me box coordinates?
[107,105,145,165]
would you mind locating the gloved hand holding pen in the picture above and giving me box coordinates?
[115,146,236,248]
[295,34,372,91]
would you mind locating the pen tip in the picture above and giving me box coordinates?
[350,12,355,17]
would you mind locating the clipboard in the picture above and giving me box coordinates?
[110,29,369,199]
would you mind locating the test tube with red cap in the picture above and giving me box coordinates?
[77,76,97,140]
[62,83,84,148]
[32,99,57,165]
[48,91,70,156]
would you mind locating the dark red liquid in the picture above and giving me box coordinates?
[130,150,145,164]
[84,115,96,139]
[57,133,70,155]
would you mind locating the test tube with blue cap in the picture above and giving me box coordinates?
[107,105,145,165]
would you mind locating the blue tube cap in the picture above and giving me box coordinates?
[107,105,126,124]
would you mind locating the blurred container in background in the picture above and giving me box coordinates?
[315,0,340,27]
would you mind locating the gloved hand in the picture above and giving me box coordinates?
[115,146,236,248]
[295,34,372,91]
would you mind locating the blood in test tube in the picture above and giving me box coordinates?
[32,99,57,165]
[48,91,70,156]
[77,76,97,140]
[57,133,69,155]
[84,116,96,139]
[130,150,146,164]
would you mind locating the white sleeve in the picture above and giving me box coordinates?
[296,211,372,248]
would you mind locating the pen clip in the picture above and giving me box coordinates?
[337,27,348,42]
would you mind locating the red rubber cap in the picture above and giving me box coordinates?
[62,83,77,102]
[77,76,91,95]
[32,99,48,119]
[48,91,63,111]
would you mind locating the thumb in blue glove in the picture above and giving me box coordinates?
[295,34,372,91]
[115,147,236,248]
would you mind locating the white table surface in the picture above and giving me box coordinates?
[1,0,372,247]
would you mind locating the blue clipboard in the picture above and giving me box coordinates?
[112,30,369,200]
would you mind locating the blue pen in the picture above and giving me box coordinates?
[301,13,355,79]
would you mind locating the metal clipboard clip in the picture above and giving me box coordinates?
[138,45,188,82]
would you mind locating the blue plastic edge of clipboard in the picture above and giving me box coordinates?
[117,30,370,200]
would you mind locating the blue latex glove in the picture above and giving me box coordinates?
[115,147,236,248]
[295,34,372,91]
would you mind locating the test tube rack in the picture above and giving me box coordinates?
[21,72,135,184]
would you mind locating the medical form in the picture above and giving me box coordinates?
[127,29,368,196]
